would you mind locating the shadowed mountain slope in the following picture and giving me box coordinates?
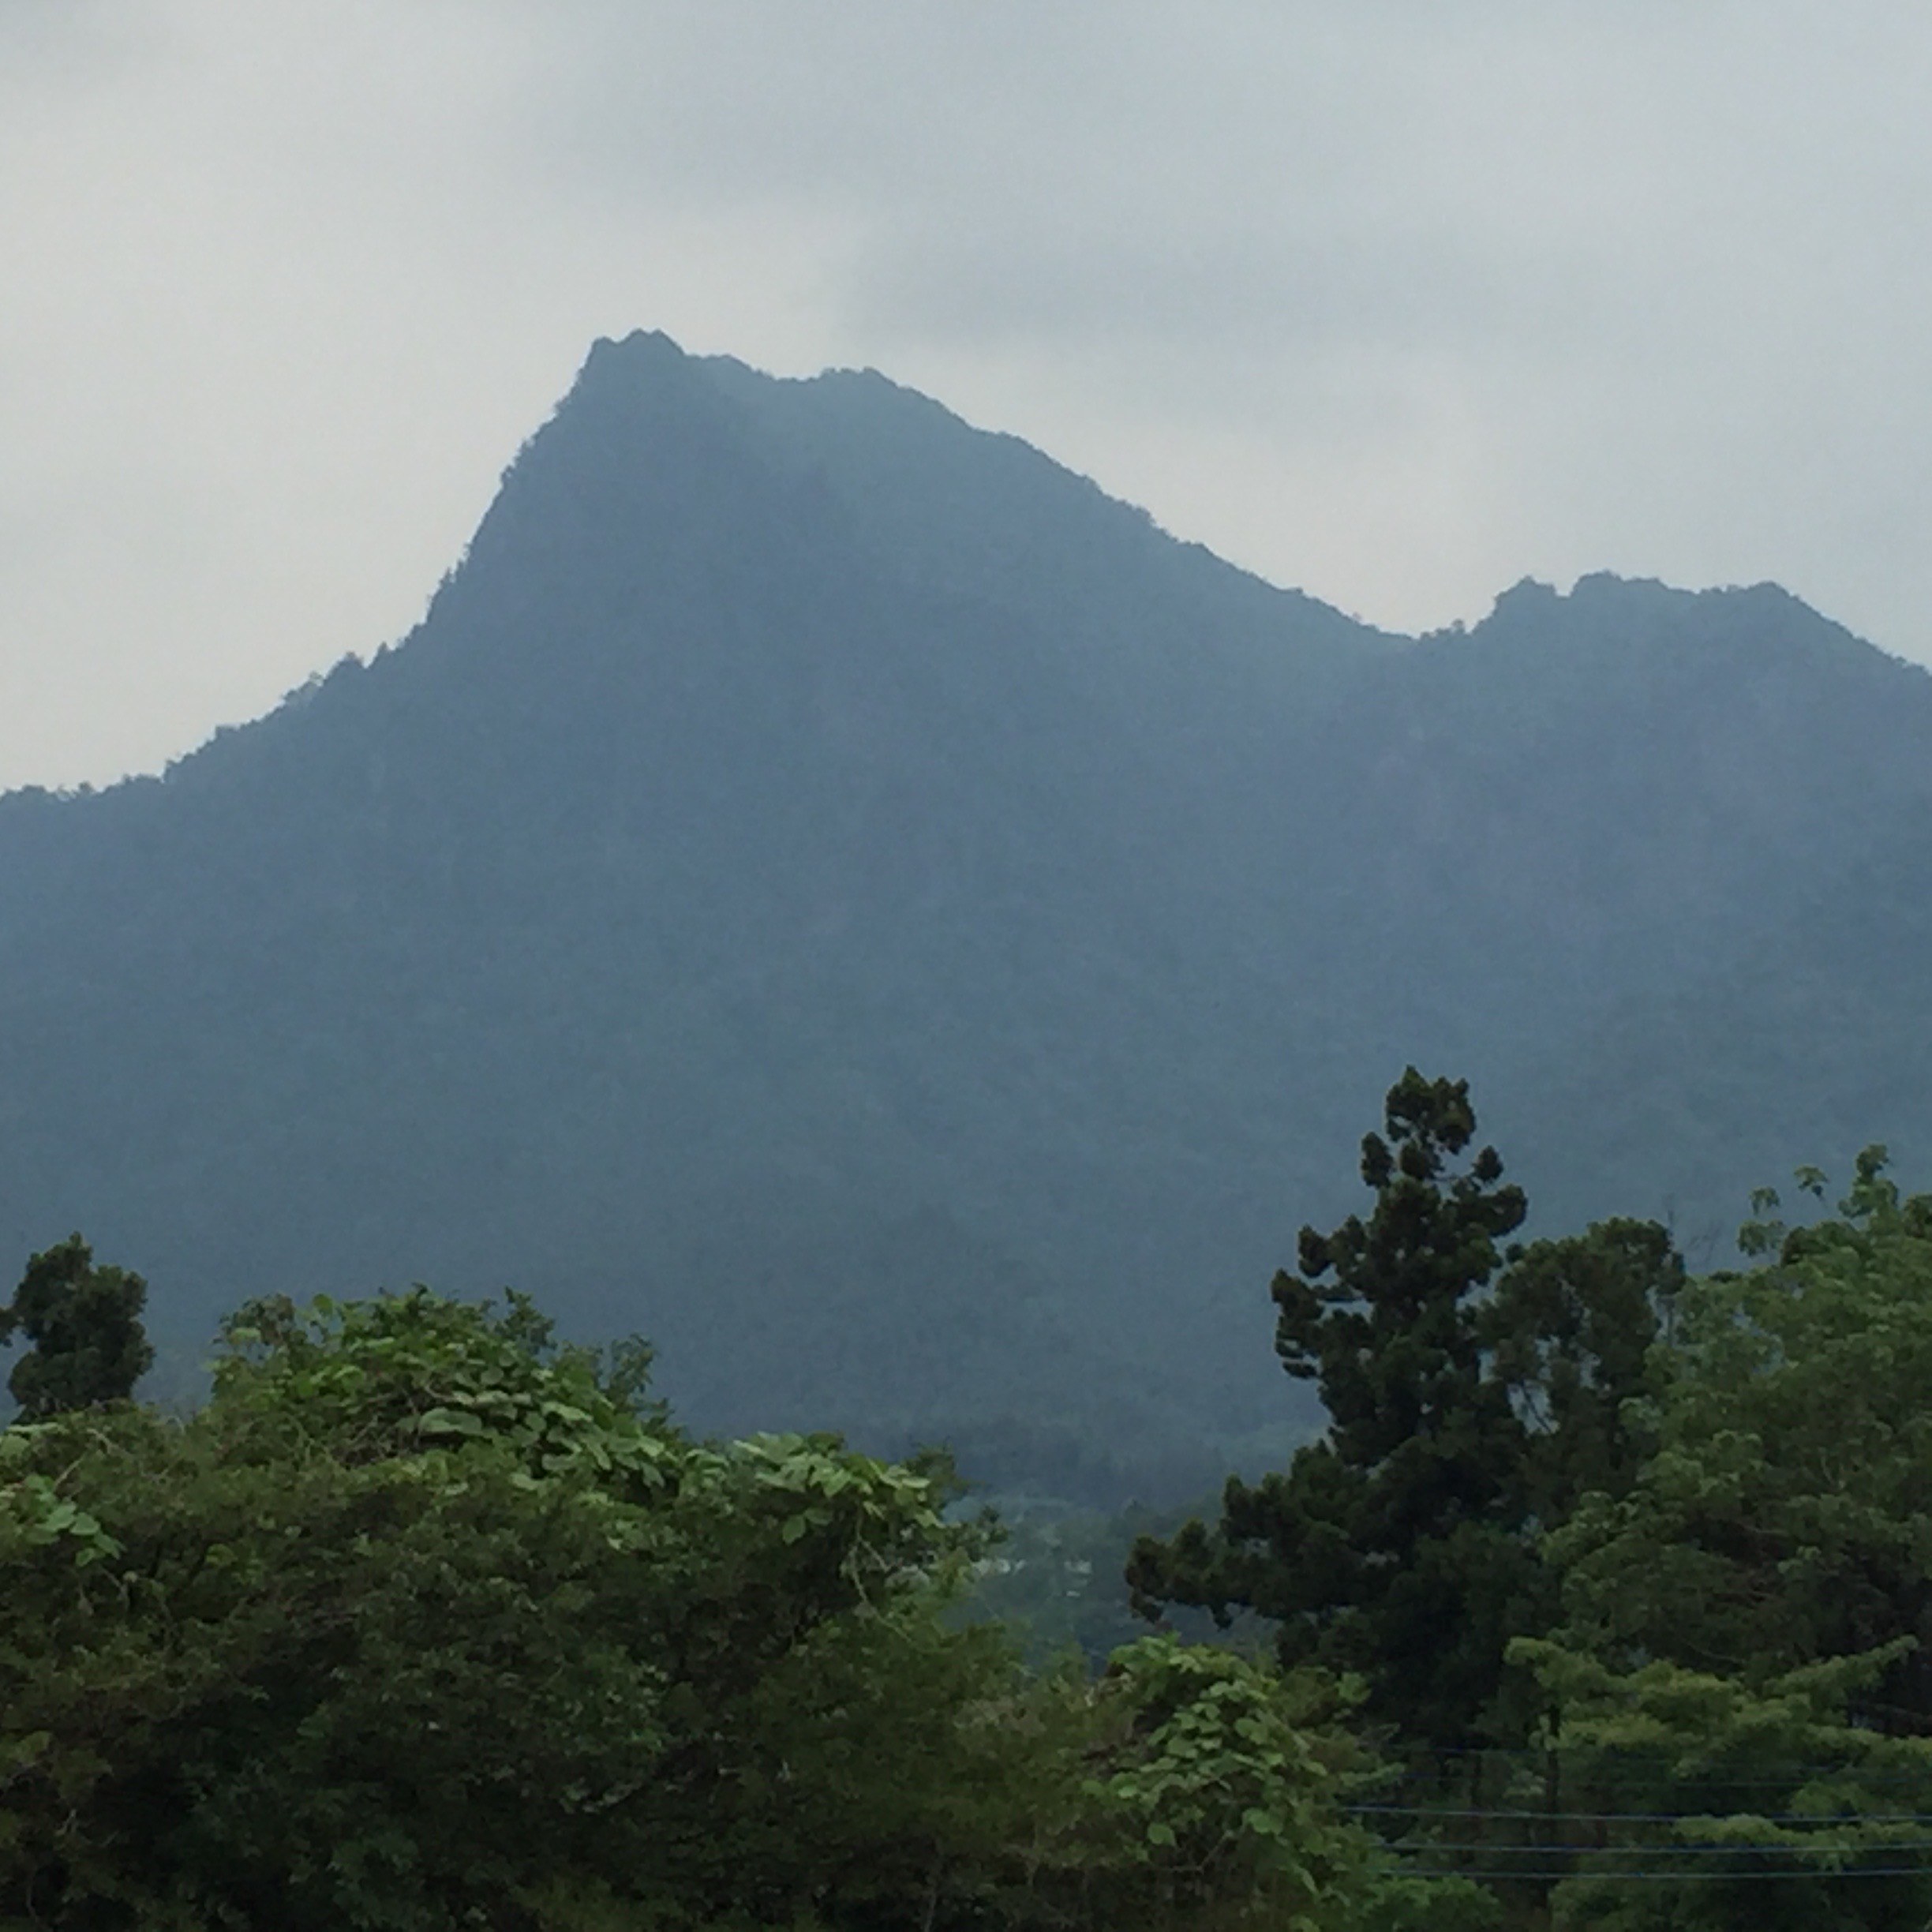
[2,331,1930,1496]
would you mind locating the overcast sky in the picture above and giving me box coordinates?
[4,2,1930,787]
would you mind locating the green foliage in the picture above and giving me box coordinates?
[1129,1073,1680,1748]
[1271,1070,1526,1453]
[1499,1150,1932,1927]
[969,1635,1503,1932]
[1127,1073,1530,1743]
[1546,1148,1932,1718]
[24,1121,1932,1928]
[1128,1125,1932,1925]
[2,1282,1455,1932]
[0,1231,154,1417]
[1481,1217,1679,1527]
[1051,1636,1376,1930]
[1510,1640,1932,1930]
[0,1287,1001,1928]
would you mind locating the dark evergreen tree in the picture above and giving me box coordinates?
[0,1234,154,1417]
[1128,1071,1679,1747]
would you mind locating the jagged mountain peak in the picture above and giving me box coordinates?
[3,337,1931,1500]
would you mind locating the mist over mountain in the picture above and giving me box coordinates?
[2,330,1928,1499]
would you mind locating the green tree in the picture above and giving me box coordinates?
[1543,1147,1932,1724]
[1127,1072,1531,1743]
[2,1282,1451,1931]
[0,1231,154,1417]
[1481,1216,1680,1530]
[1036,1634,1499,1932]
[1128,1073,1679,1749]
[0,1286,1009,1927]
[1508,1639,1932,1930]
[1503,1149,1932,1930]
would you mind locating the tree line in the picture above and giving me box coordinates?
[1129,1071,1932,1928]
[6,1071,1932,1928]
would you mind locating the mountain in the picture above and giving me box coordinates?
[2,330,1930,1499]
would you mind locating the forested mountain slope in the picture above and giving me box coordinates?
[2,330,1927,1496]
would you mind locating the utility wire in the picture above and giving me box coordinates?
[1384,1864,1932,1883]
[1380,1840,1932,1857]
[1380,1743,1932,1774]
[1350,1803,1932,1825]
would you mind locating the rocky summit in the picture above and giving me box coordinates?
[2,331,1929,1499]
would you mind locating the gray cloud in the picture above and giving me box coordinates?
[3,1,1931,784]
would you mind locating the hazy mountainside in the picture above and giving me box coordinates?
[1511,800,1932,1265]
[2,329,1930,1499]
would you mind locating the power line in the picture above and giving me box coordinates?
[1381,1840,1932,1857]
[1383,1740,1932,1766]
[1385,1864,1932,1883]
[1350,1803,1932,1825]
